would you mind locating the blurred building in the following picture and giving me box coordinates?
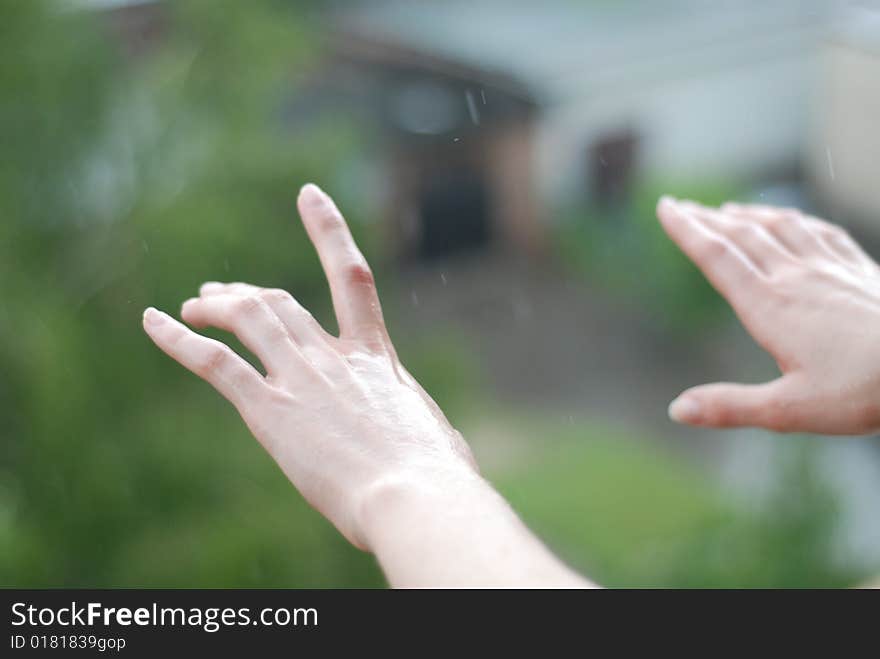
[87,0,880,253]
[808,7,880,230]
[323,0,840,260]
[322,29,543,262]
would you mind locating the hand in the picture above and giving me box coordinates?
[142,184,478,549]
[657,197,880,435]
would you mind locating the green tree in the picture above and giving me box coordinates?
[0,0,382,587]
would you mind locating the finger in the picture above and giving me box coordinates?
[724,202,880,272]
[668,377,797,431]
[297,183,386,343]
[721,202,827,259]
[721,202,800,216]
[802,218,880,272]
[197,284,350,377]
[180,294,307,379]
[200,282,332,348]
[657,197,764,312]
[680,200,795,273]
[142,307,268,410]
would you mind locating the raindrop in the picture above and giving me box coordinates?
[480,89,487,105]
[440,273,447,286]
[826,146,836,181]
[411,290,420,307]
[141,240,149,253]
[465,90,480,126]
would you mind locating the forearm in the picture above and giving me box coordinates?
[359,469,595,588]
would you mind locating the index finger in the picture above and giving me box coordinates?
[297,184,386,343]
[656,196,765,314]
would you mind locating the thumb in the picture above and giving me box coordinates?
[668,377,796,431]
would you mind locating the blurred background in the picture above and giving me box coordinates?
[4,0,880,587]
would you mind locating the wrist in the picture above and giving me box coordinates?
[352,462,590,587]
[353,462,490,552]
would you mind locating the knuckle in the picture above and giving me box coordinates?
[199,344,230,376]
[259,287,317,323]
[759,214,786,232]
[815,222,838,238]
[767,263,805,293]
[827,226,849,242]
[809,218,845,239]
[234,294,264,317]
[228,363,257,393]
[264,318,290,343]
[727,223,750,240]
[163,324,187,346]
[345,260,375,287]
[698,236,728,260]
[703,402,732,427]
[317,207,344,233]
[760,399,792,432]
[265,387,297,408]
[777,207,801,220]
[259,288,293,304]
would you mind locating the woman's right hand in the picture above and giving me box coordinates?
[142,184,587,587]
[142,184,479,551]
[658,197,880,435]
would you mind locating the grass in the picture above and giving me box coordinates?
[483,412,865,587]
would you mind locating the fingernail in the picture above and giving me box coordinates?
[299,183,325,205]
[668,396,701,423]
[200,281,223,294]
[659,195,677,208]
[143,307,164,326]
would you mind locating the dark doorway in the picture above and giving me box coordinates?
[589,128,640,209]
[417,166,491,260]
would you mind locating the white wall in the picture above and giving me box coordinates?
[808,37,880,229]
[535,45,820,208]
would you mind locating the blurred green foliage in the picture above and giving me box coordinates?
[1,0,384,587]
[0,1,870,588]
[492,416,862,588]
[558,179,744,331]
